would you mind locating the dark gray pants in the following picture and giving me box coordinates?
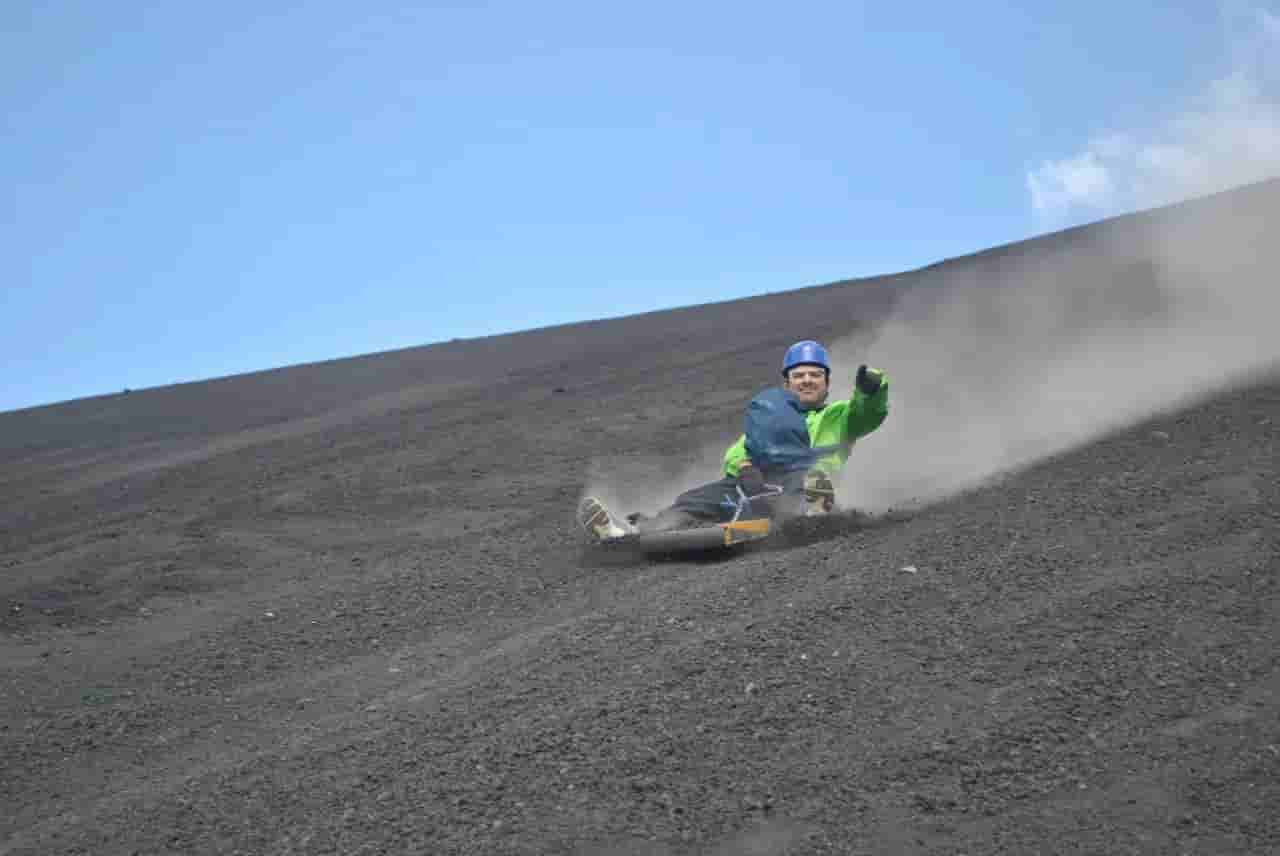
[631,472,806,534]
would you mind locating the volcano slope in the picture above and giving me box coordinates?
[3,186,1280,855]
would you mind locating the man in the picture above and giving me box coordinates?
[578,340,889,540]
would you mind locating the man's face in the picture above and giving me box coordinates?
[783,365,829,408]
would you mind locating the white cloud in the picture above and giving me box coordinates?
[1027,7,1280,219]
[1261,9,1280,39]
[1026,151,1114,214]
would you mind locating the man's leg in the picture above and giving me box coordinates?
[630,507,699,535]
[632,476,749,534]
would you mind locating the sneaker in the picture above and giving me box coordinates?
[577,496,630,541]
[804,470,836,515]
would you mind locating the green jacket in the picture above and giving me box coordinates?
[722,373,889,477]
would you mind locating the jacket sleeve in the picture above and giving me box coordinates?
[846,372,889,438]
[722,434,748,477]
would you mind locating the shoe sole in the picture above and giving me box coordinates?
[578,497,621,540]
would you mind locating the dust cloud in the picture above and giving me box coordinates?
[581,438,733,526]
[833,193,1280,512]
[840,7,1280,512]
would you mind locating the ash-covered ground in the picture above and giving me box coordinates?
[3,181,1278,854]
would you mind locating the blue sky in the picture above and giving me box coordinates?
[5,1,1279,413]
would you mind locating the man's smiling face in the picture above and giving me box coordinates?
[783,365,829,409]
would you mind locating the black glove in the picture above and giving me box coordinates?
[856,364,883,396]
[737,463,766,497]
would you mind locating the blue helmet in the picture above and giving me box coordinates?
[781,340,830,377]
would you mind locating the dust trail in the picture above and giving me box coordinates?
[579,439,731,524]
[833,189,1280,512]
[840,4,1280,511]
[839,5,1280,512]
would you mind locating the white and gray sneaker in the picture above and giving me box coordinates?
[577,496,630,541]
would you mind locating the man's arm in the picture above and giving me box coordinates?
[846,366,889,439]
[722,434,748,476]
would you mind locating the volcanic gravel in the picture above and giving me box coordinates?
[3,185,1279,854]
